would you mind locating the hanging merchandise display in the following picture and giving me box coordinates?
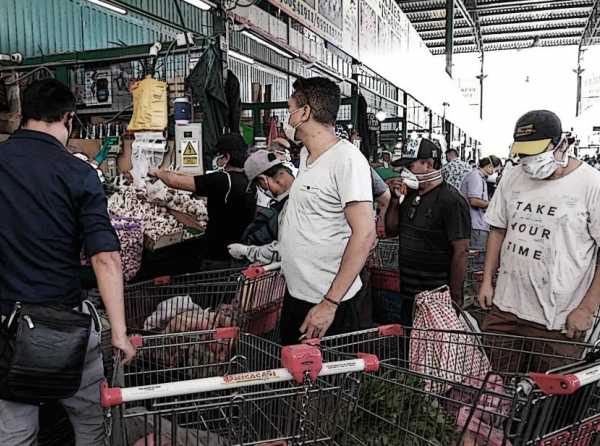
[127,76,168,132]
[224,70,242,133]
[186,45,229,166]
[131,132,168,189]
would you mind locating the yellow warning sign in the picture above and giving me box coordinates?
[181,141,199,167]
[183,142,197,156]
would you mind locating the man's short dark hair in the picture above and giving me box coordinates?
[479,155,501,169]
[21,79,76,123]
[217,133,248,168]
[292,77,340,126]
[262,164,292,179]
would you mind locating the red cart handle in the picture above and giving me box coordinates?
[530,363,600,395]
[242,262,282,279]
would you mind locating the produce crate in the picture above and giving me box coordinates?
[143,230,184,251]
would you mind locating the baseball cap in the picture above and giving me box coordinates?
[391,138,440,167]
[511,110,562,156]
[244,149,283,184]
[216,133,248,155]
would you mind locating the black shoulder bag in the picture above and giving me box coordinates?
[0,302,91,405]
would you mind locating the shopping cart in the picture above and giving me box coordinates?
[306,324,600,446]
[113,263,285,338]
[369,239,401,326]
[368,238,398,271]
[101,328,379,445]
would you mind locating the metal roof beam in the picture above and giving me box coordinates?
[426,27,583,45]
[459,0,484,55]
[429,35,580,48]
[476,0,593,13]
[579,0,600,48]
[420,20,587,39]
[431,38,580,54]
[396,0,446,13]
[411,9,590,29]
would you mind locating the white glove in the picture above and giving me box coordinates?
[228,243,250,260]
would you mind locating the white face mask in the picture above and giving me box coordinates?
[260,187,275,200]
[400,169,420,190]
[521,151,558,179]
[212,155,226,171]
[283,108,304,142]
[258,176,276,200]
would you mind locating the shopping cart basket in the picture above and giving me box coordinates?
[369,239,401,325]
[111,263,285,337]
[463,249,486,306]
[101,328,379,445]
[368,238,398,271]
[307,324,600,446]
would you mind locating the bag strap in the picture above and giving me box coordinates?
[82,300,102,332]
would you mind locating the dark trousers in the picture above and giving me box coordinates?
[279,289,360,346]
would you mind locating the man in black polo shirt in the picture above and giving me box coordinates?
[150,133,256,268]
[0,79,136,445]
[384,138,471,325]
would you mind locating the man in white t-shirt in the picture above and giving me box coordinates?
[278,77,376,345]
[479,111,600,366]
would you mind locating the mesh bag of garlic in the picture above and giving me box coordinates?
[80,216,144,281]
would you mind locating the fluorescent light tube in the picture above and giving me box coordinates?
[87,0,127,14]
[241,31,296,58]
[228,50,255,64]
[183,0,213,10]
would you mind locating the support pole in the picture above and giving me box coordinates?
[476,54,487,120]
[445,1,455,77]
[575,48,584,117]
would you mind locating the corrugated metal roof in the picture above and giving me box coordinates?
[0,0,212,57]
[397,0,596,54]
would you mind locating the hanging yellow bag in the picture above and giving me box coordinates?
[127,75,168,132]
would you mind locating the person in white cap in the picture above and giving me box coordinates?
[479,110,600,354]
[228,150,295,264]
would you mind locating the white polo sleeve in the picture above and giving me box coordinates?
[336,144,374,207]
